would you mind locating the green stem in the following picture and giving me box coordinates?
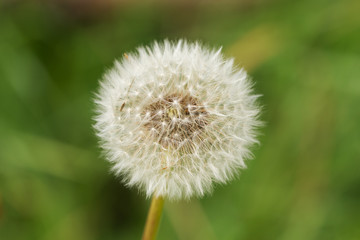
[142,196,165,240]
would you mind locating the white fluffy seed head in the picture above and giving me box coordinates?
[94,39,261,200]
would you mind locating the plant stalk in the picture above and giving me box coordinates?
[142,196,165,240]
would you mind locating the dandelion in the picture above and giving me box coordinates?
[94,39,261,239]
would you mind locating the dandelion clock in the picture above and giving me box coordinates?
[94,40,261,240]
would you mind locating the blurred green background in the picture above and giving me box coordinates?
[1,0,360,239]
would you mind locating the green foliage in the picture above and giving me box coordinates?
[0,0,359,239]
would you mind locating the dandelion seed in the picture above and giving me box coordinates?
[94,39,261,201]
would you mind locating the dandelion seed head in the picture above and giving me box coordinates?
[94,39,261,200]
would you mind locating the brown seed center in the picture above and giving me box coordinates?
[142,93,209,149]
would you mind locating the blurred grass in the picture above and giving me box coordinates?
[1,0,360,239]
